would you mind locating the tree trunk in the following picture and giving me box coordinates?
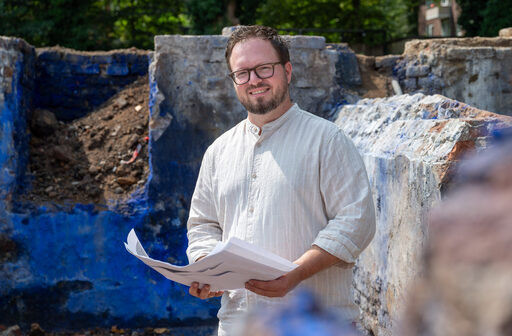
[226,0,240,26]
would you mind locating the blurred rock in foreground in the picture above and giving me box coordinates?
[398,134,512,336]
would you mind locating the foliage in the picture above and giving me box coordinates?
[0,0,438,50]
[185,0,260,34]
[456,0,488,36]
[0,0,113,50]
[256,0,411,44]
[457,0,512,37]
[0,0,186,50]
[110,0,187,49]
[479,0,512,37]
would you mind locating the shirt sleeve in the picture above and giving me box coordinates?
[186,147,223,263]
[313,130,376,265]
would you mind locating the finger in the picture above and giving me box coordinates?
[189,282,200,297]
[245,282,280,297]
[211,291,224,298]
[246,280,284,297]
[247,279,282,291]
[199,284,211,300]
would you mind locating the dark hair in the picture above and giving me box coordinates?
[225,25,290,72]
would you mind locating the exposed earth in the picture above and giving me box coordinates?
[23,76,150,206]
[20,56,390,208]
[0,324,216,336]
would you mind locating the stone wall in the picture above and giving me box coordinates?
[34,47,149,120]
[394,38,512,116]
[333,94,512,335]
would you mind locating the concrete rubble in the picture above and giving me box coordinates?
[334,93,512,335]
[398,138,512,336]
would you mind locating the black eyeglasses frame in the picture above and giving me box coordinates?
[228,62,283,85]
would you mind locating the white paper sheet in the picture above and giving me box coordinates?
[124,229,298,291]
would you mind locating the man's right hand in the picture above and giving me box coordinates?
[189,282,224,299]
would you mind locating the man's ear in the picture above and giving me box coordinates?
[284,62,292,84]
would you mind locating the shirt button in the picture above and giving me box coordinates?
[251,173,257,179]
[248,207,254,213]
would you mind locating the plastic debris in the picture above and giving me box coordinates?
[121,143,142,165]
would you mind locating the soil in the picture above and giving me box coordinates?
[24,76,150,206]
[356,55,393,98]
[0,324,216,336]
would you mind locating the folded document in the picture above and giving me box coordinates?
[124,229,298,291]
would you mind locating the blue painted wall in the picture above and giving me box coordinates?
[0,38,219,331]
[33,49,150,121]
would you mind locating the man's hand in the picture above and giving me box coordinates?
[244,270,302,297]
[189,282,224,299]
[245,245,346,298]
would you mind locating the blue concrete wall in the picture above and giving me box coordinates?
[34,48,150,121]
[0,38,220,331]
[0,203,218,330]
[0,37,35,203]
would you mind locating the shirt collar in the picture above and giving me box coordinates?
[245,103,299,138]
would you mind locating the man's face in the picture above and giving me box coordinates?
[229,38,292,115]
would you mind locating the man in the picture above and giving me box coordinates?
[186,25,375,335]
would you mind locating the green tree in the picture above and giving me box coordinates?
[0,0,113,50]
[185,0,260,34]
[0,0,186,50]
[457,0,512,37]
[479,0,512,36]
[456,0,488,36]
[110,0,187,49]
[256,0,400,44]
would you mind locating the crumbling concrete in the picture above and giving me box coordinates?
[394,38,512,116]
[398,138,512,336]
[0,37,35,204]
[334,94,512,335]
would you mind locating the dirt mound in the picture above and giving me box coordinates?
[24,76,150,206]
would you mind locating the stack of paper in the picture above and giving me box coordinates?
[124,229,298,291]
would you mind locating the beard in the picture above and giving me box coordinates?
[238,80,289,115]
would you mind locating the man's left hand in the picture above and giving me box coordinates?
[245,271,302,298]
[244,245,345,298]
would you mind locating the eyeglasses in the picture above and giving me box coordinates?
[229,62,283,85]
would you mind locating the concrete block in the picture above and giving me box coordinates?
[334,94,512,336]
[418,76,434,90]
[288,36,326,49]
[375,55,400,70]
[336,48,362,87]
[403,78,417,91]
[473,47,496,58]
[36,49,62,62]
[446,47,470,60]
[72,62,100,75]
[90,54,113,63]
[406,65,430,78]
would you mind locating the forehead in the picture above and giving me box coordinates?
[229,38,280,71]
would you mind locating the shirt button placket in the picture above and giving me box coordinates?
[247,137,261,239]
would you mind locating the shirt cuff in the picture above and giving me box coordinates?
[312,234,359,265]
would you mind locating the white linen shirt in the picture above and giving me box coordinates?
[186,104,375,335]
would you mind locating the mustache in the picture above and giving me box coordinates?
[246,84,270,90]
